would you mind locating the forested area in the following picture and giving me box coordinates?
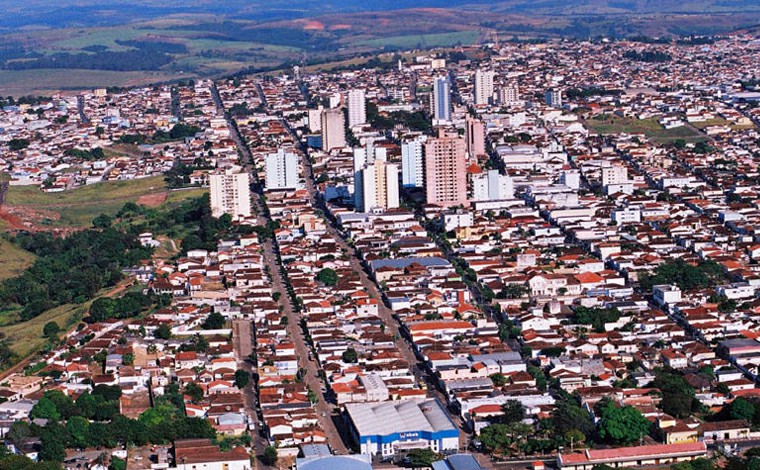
[0,229,152,322]
[4,386,215,463]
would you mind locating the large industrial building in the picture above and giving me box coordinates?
[344,398,459,457]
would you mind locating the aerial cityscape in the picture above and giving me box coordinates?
[0,2,760,470]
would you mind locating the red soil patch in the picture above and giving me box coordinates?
[0,208,27,230]
[137,192,167,207]
[300,20,326,30]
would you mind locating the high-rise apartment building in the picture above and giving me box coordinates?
[474,69,496,106]
[471,169,514,201]
[401,136,427,188]
[355,159,400,212]
[424,130,467,208]
[347,88,367,128]
[545,88,563,108]
[602,166,629,186]
[499,84,520,105]
[308,107,323,133]
[210,170,251,220]
[265,148,300,190]
[432,76,452,124]
[465,116,486,158]
[560,169,581,190]
[321,108,346,152]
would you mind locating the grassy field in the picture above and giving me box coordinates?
[4,176,205,227]
[357,31,478,49]
[0,239,35,283]
[6,177,165,206]
[165,187,208,205]
[0,302,86,358]
[690,117,755,130]
[585,115,706,143]
[0,69,189,97]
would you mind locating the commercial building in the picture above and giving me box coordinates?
[432,76,452,124]
[425,130,467,208]
[345,398,459,457]
[401,137,427,188]
[557,442,707,470]
[210,170,251,220]
[174,439,251,470]
[265,148,300,190]
[471,169,514,201]
[348,89,367,128]
[474,69,496,106]
[321,108,346,152]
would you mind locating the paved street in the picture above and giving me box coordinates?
[286,118,470,452]
[214,82,350,456]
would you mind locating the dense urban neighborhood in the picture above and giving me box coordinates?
[1,34,760,470]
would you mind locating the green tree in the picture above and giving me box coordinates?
[263,445,278,465]
[43,321,60,340]
[341,347,358,363]
[497,284,529,299]
[551,395,595,441]
[234,369,250,389]
[202,311,226,329]
[30,396,60,421]
[564,429,586,449]
[89,297,117,322]
[597,402,650,444]
[6,421,31,449]
[185,382,204,403]
[501,399,525,424]
[92,214,113,229]
[730,397,755,422]
[479,422,533,456]
[66,416,91,449]
[110,457,128,470]
[122,353,134,366]
[651,368,699,418]
[489,373,508,387]
[155,324,172,339]
[39,425,67,462]
[406,448,440,468]
[316,268,339,286]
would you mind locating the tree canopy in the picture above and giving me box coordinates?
[316,268,339,286]
[597,400,650,444]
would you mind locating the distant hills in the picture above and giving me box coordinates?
[0,0,758,96]
[2,0,760,31]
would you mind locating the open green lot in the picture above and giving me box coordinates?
[0,69,188,97]
[0,239,35,283]
[4,176,206,227]
[585,114,706,143]
[690,116,755,130]
[0,302,86,358]
[6,176,165,206]
[358,31,478,49]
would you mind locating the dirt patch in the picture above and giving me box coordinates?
[0,206,69,233]
[300,20,326,30]
[0,208,27,230]
[137,192,167,207]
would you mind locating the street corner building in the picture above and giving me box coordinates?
[344,398,459,457]
[557,442,708,470]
